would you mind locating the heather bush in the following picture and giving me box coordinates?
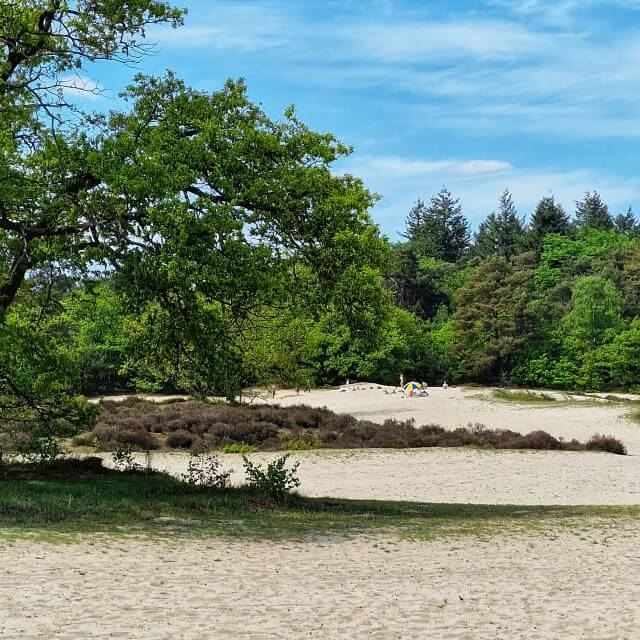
[166,429,196,449]
[586,434,627,455]
[73,399,627,455]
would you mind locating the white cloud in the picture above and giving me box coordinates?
[456,160,514,175]
[345,20,555,62]
[147,1,640,140]
[150,4,291,53]
[345,156,513,182]
[342,155,640,234]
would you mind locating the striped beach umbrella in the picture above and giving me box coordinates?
[403,381,422,393]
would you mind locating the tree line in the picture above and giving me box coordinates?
[385,187,640,390]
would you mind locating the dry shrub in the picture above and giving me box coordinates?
[586,434,627,455]
[166,429,196,449]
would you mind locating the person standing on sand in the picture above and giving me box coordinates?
[400,373,404,389]
[271,384,276,399]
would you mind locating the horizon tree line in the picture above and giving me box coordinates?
[401,187,638,265]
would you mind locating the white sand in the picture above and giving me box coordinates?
[272,385,640,453]
[3,525,640,639]
[139,447,640,506]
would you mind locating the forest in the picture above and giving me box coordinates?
[2,1,640,461]
[22,185,640,399]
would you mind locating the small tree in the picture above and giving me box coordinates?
[563,276,623,349]
[243,455,301,501]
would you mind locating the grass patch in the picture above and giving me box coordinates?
[0,458,638,542]
[220,443,260,454]
[627,409,640,424]
[493,389,558,403]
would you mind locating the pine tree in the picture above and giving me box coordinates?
[474,189,527,260]
[403,188,470,262]
[403,199,428,241]
[574,191,613,230]
[529,195,571,251]
[614,207,638,236]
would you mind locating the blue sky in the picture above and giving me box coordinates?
[70,0,640,238]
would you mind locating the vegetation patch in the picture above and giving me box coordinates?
[627,409,640,424]
[0,458,638,542]
[220,443,261,454]
[66,399,628,455]
[493,389,558,403]
[586,434,627,455]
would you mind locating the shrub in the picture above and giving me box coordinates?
[282,439,313,451]
[494,389,556,402]
[586,434,627,455]
[112,443,140,471]
[243,454,301,500]
[82,398,625,455]
[220,443,260,454]
[166,430,196,449]
[181,454,232,488]
[519,430,563,450]
[73,432,99,448]
[120,429,159,450]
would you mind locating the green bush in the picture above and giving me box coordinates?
[220,442,260,454]
[282,439,313,451]
[242,454,300,500]
[181,454,232,487]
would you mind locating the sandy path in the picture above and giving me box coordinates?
[2,526,639,639]
[137,447,640,506]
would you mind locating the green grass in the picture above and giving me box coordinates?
[627,408,640,424]
[493,389,558,403]
[220,443,260,454]
[0,458,639,543]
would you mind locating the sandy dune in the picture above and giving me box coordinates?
[3,525,640,639]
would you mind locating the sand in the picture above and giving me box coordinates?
[2,524,640,639]
[109,384,640,506]
[6,384,639,638]
[271,384,640,453]
[139,447,640,506]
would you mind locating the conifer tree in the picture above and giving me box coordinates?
[474,189,527,259]
[614,207,638,236]
[403,188,470,262]
[529,195,571,251]
[574,191,613,230]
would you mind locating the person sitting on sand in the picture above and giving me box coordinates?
[442,380,448,389]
